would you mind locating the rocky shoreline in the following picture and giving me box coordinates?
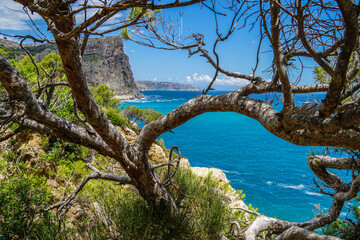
[136,80,201,91]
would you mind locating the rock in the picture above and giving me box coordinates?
[116,126,167,164]
[179,158,191,169]
[83,36,143,99]
[93,201,112,227]
[14,131,44,160]
[190,167,229,183]
[68,202,86,220]
[148,143,166,164]
[116,126,137,144]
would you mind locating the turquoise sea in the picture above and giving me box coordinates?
[122,90,342,222]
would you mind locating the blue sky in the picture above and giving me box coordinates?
[0,0,317,91]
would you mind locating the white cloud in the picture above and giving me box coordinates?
[0,0,41,30]
[185,73,248,87]
[0,0,123,32]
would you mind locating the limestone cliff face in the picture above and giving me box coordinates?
[83,36,143,99]
[0,36,143,99]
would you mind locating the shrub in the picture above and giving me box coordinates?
[0,174,51,240]
[78,168,230,240]
[322,197,360,240]
[90,84,120,108]
[169,169,230,239]
[105,108,129,127]
[123,105,163,124]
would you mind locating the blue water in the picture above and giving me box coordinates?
[122,90,336,222]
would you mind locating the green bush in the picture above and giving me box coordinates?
[90,83,120,108]
[169,169,229,239]
[90,190,193,240]
[78,168,230,240]
[105,108,129,127]
[322,197,360,239]
[29,211,71,240]
[0,46,23,60]
[0,174,51,240]
[123,105,163,124]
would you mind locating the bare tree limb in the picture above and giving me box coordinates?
[43,163,132,213]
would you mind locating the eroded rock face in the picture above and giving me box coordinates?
[116,126,167,164]
[83,36,143,99]
[191,167,230,183]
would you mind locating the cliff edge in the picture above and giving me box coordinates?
[83,36,143,99]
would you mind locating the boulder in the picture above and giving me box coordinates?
[148,143,166,164]
[116,126,167,164]
[191,167,230,183]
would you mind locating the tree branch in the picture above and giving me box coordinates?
[319,0,360,116]
[43,163,132,212]
[0,55,118,159]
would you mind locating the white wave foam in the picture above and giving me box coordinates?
[305,191,322,196]
[266,181,273,185]
[123,97,185,104]
[221,169,241,175]
[278,183,305,190]
[122,97,149,103]
[154,98,185,102]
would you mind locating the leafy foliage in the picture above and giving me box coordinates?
[0,49,247,240]
[120,7,161,40]
[0,48,7,58]
[313,54,360,101]
[0,173,51,240]
[169,169,230,239]
[123,105,163,124]
[322,197,360,239]
[74,167,231,240]
[0,46,23,60]
[105,107,130,127]
[90,83,120,108]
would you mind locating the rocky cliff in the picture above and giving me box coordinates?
[0,36,143,99]
[83,37,143,99]
[136,80,201,91]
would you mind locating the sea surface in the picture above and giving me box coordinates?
[122,90,345,222]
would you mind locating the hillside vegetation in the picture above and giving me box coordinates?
[0,51,256,239]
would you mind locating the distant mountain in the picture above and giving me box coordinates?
[136,81,201,91]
